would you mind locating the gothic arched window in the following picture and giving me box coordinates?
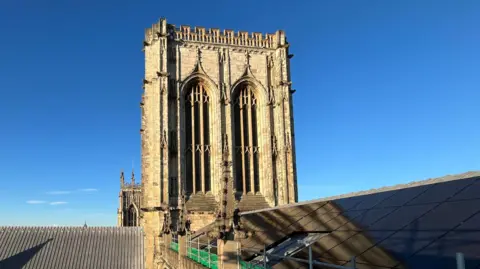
[234,84,259,194]
[126,205,137,226]
[185,83,211,195]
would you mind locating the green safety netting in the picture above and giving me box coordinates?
[187,247,219,269]
[169,242,267,269]
[170,242,179,252]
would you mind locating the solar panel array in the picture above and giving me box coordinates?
[239,174,480,269]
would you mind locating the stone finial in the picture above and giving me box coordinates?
[120,170,125,187]
[131,169,135,185]
[218,48,226,63]
[196,47,202,64]
[244,50,251,66]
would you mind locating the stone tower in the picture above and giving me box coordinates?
[140,18,298,268]
[117,170,142,227]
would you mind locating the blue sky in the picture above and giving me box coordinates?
[0,0,478,226]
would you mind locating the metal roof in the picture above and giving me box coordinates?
[235,171,480,269]
[0,226,144,269]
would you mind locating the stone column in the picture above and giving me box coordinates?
[178,234,187,267]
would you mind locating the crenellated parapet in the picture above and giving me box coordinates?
[144,18,287,49]
[144,19,168,45]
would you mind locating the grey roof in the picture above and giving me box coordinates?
[0,226,144,269]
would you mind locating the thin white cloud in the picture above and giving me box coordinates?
[46,191,72,195]
[26,200,46,204]
[78,188,99,192]
[50,201,68,205]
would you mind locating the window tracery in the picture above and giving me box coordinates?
[185,83,211,194]
[234,84,260,194]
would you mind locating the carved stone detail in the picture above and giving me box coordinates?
[161,131,168,149]
[220,82,229,105]
[272,135,278,158]
[268,86,276,105]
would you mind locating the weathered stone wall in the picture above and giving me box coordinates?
[189,212,216,232]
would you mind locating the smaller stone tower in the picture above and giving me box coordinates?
[117,170,142,226]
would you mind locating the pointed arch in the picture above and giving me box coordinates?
[181,75,216,195]
[124,203,139,226]
[180,73,218,103]
[230,76,267,104]
[232,80,261,195]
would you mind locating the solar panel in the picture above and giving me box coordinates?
[407,179,475,205]
[322,210,365,231]
[402,200,480,231]
[238,173,480,269]
[450,178,480,201]
[351,190,398,210]
[326,232,378,261]
[296,209,341,232]
[314,231,358,257]
[405,231,480,269]
[454,210,480,231]
[331,196,365,212]
[368,203,437,231]
[337,208,394,231]
[363,230,445,266]
[374,184,432,208]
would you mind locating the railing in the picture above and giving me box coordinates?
[169,238,469,269]
[169,236,220,269]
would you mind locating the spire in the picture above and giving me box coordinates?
[83,221,88,228]
[131,169,135,185]
[120,169,125,187]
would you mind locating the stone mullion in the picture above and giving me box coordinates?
[239,91,246,194]
[247,87,255,193]
[191,89,196,194]
[200,84,205,193]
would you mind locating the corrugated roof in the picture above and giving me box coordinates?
[236,172,480,269]
[0,226,144,269]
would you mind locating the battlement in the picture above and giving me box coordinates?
[144,18,287,49]
[122,182,142,189]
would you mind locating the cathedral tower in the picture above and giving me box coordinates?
[140,18,298,268]
[117,170,142,227]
